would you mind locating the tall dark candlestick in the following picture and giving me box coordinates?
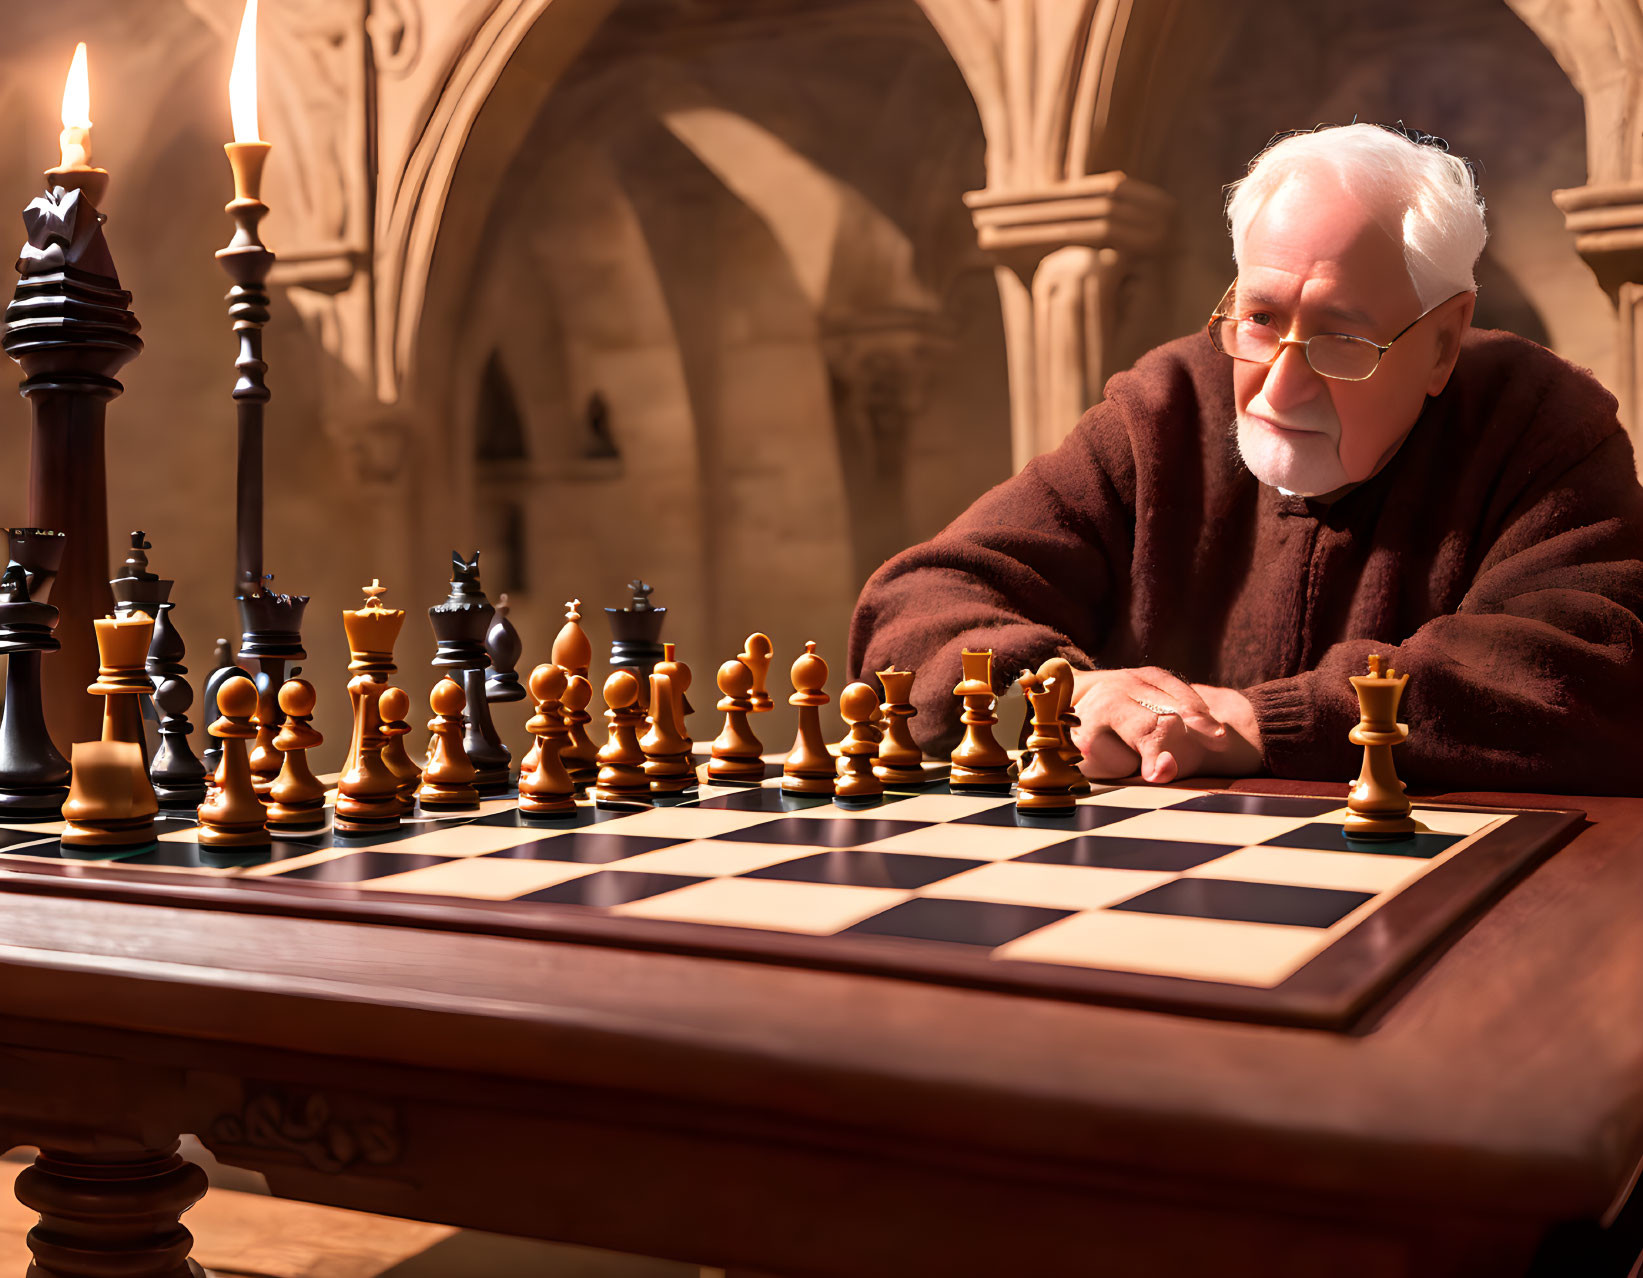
[217,141,271,598]
[218,142,306,755]
[3,172,142,750]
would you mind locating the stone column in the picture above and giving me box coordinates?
[1553,183,1643,450]
[965,173,1174,470]
[819,314,951,587]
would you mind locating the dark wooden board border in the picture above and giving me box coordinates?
[0,803,1582,1033]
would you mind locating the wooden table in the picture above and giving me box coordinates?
[1,780,1640,1278]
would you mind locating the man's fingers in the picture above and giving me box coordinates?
[1078,728,1141,779]
[1125,712,1180,785]
[1142,748,1179,785]
[1107,697,1180,757]
[1135,668,1227,741]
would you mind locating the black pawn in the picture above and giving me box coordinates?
[202,653,252,780]
[151,674,207,809]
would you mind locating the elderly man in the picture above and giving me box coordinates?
[848,123,1643,792]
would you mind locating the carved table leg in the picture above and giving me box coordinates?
[14,1143,208,1277]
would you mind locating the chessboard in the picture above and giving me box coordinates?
[0,777,1580,1030]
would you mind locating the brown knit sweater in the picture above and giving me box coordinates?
[848,329,1643,793]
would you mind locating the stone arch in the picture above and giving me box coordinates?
[384,0,621,406]
[415,3,1000,671]
[442,126,711,678]
[909,0,1190,189]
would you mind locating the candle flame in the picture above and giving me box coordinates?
[229,0,259,145]
[61,43,90,129]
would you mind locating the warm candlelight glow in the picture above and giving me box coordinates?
[229,0,259,145]
[57,42,93,172]
[61,43,91,129]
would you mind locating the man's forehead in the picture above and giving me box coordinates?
[1236,175,1417,322]
[1233,275,1379,328]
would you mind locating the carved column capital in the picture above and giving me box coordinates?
[963,172,1175,278]
[819,310,953,414]
[965,173,1175,470]
[818,310,954,587]
[1552,181,1643,303]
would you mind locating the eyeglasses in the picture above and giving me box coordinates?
[1206,282,1462,382]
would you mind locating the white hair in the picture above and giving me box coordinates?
[1225,124,1488,310]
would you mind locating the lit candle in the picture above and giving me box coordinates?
[57,43,92,171]
[46,41,108,206]
[229,0,259,146]
[225,0,268,204]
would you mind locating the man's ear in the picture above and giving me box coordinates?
[1425,291,1477,397]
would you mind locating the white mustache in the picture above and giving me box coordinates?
[1243,397,1339,439]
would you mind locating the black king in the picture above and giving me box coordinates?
[0,528,68,819]
[429,552,511,793]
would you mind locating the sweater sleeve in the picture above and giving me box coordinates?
[848,382,1154,753]
[1247,429,1643,793]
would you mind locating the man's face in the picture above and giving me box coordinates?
[1231,173,1460,497]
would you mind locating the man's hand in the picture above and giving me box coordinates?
[1065,668,1263,784]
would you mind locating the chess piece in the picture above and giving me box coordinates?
[341,579,405,786]
[428,552,509,792]
[90,612,158,778]
[377,686,418,815]
[1345,654,1416,839]
[873,666,926,785]
[202,637,247,779]
[654,641,695,734]
[150,674,208,811]
[334,673,402,834]
[196,675,269,848]
[1037,657,1091,796]
[416,677,480,810]
[519,664,576,815]
[950,649,1012,791]
[709,658,764,783]
[108,531,168,754]
[267,677,326,832]
[236,575,310,799]
[606,579,667,709]
[552,598,592,676]
[120,535,209,810]
[834,682,885,803]
[739,633,775,714]
[61,740,158,850]
[0,531,70,820]
[485,592,526,706]
[640,670,694,796]
[1016,672,1083,813]
[593,670,652,808]
[559,673,600,785]
[782,641,834,795]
